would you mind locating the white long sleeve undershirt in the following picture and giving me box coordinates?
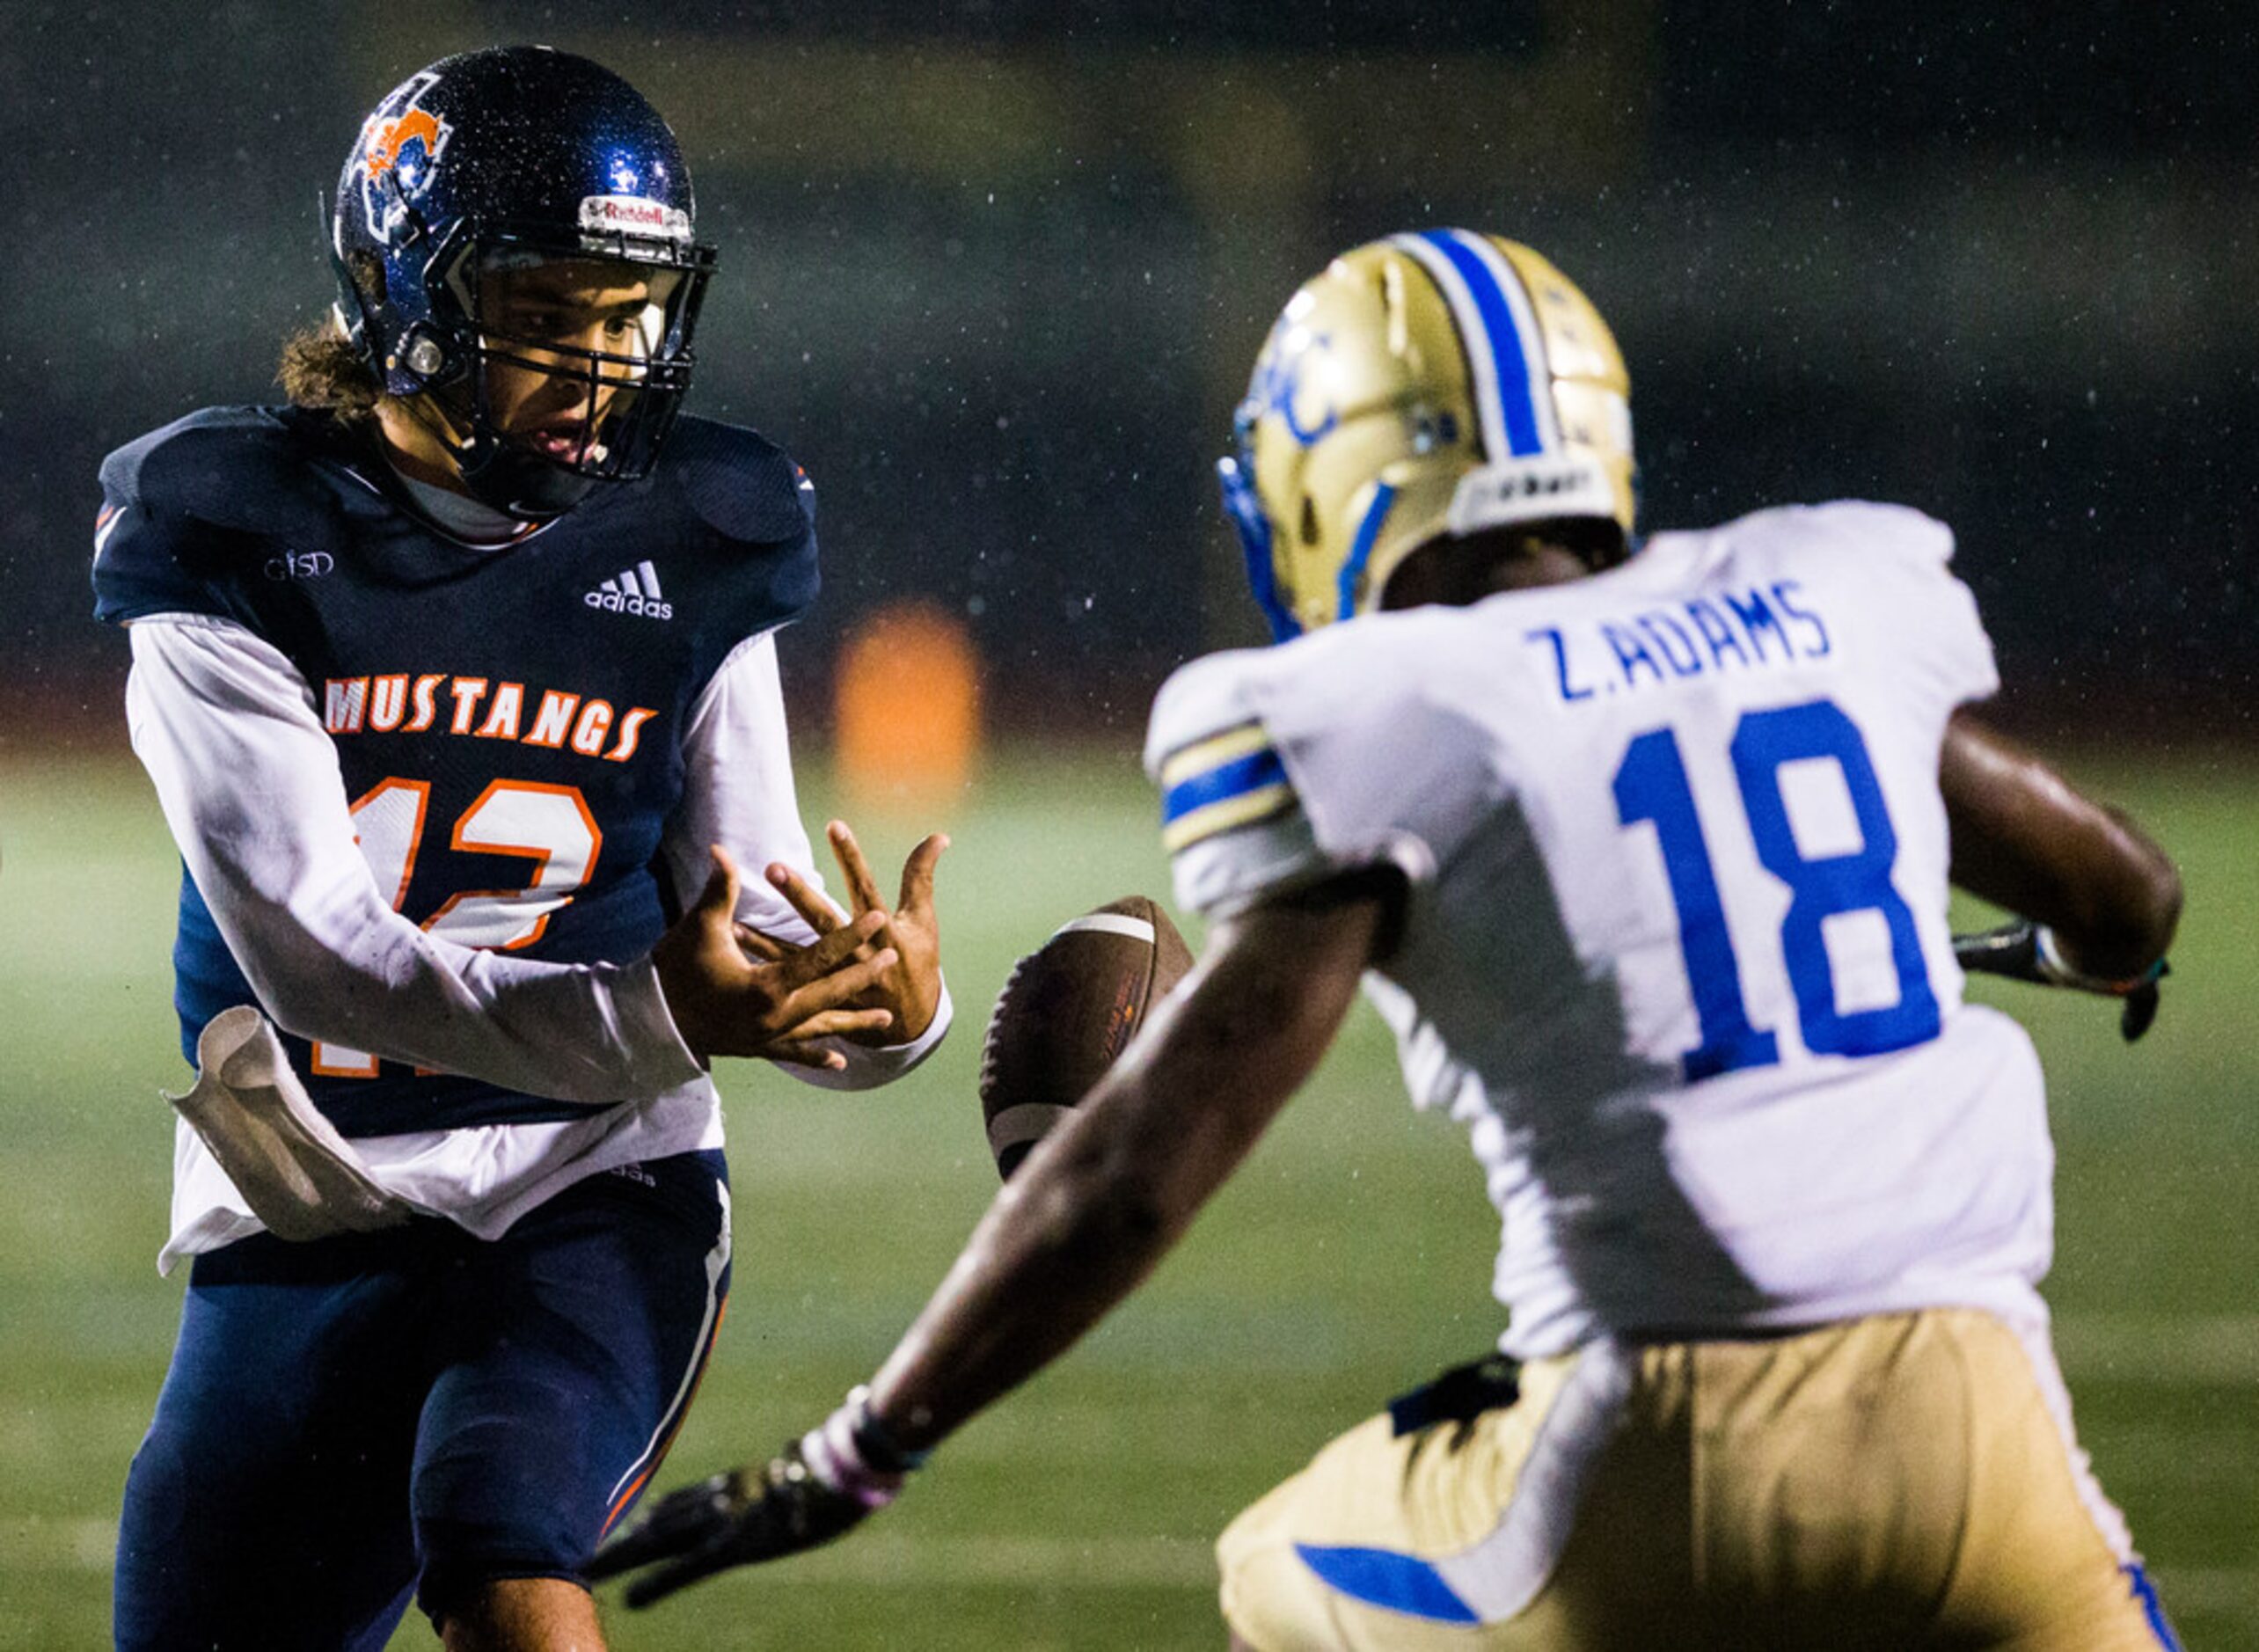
[127,613,950,1268]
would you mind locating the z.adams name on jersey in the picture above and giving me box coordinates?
[1524,579,1834,705]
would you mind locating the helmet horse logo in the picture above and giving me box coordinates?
[358,72,451,236]
[1246,329,1339,450]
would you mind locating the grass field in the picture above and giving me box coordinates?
[0,745,2252,1649]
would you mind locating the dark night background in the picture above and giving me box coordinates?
[4,1,2254,747]
[2,11,2255,1646]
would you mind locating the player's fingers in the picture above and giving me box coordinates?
[828,819,888,917]
[896,832,949,919]
[2121,981,2160,1042]
[693,846,742,932]
[773,910,888,985]
[733,922,793,963]
[775,1006,895,1042]
[589,1477,731,1579]
[766,861,845,936]
[622,1538,746,1610]
[587,1518,687,1582]
[779,947,900,1020]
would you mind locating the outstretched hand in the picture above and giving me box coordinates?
[652,847,901,1068]
[748,822,948,1045]
[1952,920,2169,1042]
[587,1444,876,1607]
[591,1390,917,1608]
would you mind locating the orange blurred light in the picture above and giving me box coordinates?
[835,600,982,808]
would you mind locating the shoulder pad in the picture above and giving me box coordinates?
[1144,647,1275,783]
[614,416,822,688]
[1146,632,1456,918]
[1736,500,1957,567]
[92,406,352,626]
[1808,500,1956,565]
[662,415,817,547]
[103,406,351,545]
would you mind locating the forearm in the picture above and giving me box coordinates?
[587,874,1389,1602]
[865,1005,1260,1446]
[867,894,1380,1450]
[1941,711,2182,977]
[129,618,701,1102]
[214,867,697,1100]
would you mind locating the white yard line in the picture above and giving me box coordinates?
[2148,1567,2259,1622]
[11,1312,2248,1601]
[2052,1312,2259,1385]
[8,1519,2252,1641]
[0,1521,1218,1587]
[14,1517,2253,1620]
[732,1533,1219,1589]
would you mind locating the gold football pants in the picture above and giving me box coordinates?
[1217,1309,2176,1650]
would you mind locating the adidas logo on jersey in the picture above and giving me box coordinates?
[586,561,673,619]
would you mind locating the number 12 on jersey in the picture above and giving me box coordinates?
[1612,697,1939,1080]
[312,778,603,1078]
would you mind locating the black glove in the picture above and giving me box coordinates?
[587,1441,876,1608]
[1952,921,2168,1042]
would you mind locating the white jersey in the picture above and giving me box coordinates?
[1146,501,2051,1358]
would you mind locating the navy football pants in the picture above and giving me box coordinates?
[113,1150,730,1649]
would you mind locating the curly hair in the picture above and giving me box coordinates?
[277,318,383,420]
[278,252,387,419]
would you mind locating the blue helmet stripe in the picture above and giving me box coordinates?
[1217,454,1299,643]
[1415,230,1546,458]
[1334,481,1400,621]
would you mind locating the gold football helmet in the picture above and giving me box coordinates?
[1218,231,1635,640]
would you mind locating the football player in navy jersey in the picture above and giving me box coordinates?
[93,46,952,1652]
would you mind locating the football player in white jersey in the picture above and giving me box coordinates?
[593,231,2184,1649]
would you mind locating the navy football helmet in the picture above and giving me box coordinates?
[330,46,717,519]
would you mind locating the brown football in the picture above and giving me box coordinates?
[976,895,1195,1178]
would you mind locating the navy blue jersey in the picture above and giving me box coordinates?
[93,406,818,1136]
